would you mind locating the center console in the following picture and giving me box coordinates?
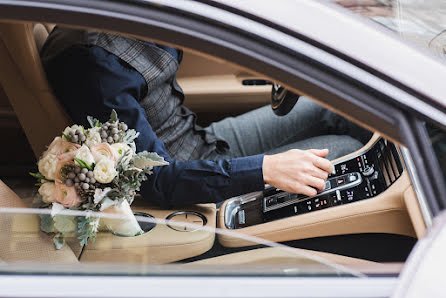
[224,137,404,230]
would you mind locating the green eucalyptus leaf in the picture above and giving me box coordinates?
[53,215,77,233]
[40,214,55,233]
[132,151,168,169]
[77,216,100,247]
[87,116,101,128]
[53,234,65,250]
[122,129,139,145]
[110,109,118,123]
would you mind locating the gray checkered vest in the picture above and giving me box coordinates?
[42,28,224,161]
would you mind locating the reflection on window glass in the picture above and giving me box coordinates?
[331,0,446,62]
[0,206,362,277]
[426,122,446,185]
[0,177,366,277]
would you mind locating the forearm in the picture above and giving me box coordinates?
[140,155,265,208]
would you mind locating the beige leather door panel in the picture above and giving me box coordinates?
[177,51,270,114]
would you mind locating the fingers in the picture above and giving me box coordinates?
[310,166,329,180]
[308,148,329,157]
[298,185,318,197]
[304,176,326,191]
[312,155,334,174]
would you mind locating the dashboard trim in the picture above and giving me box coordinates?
[400,147,433,228]
[263,172,363,213]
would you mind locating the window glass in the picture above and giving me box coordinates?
[0,203,362,277]
[0,21,408,281]
[331,0,446,63]
[426,122,446,186]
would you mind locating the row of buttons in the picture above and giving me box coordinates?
[291,189,360,215]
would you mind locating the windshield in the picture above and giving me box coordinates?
[331,0,446,61]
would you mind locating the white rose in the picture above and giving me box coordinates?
[93,158,117,183]
[85,127,102,148]
[75,145,95,167]
[111,143,133,163]
[38,153,58,180]
[38,182,56,203]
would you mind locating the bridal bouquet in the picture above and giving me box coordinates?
[31,110,168,249]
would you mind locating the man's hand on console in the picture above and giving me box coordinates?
[262,149,334,197]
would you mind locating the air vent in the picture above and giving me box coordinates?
[376,139,404,187]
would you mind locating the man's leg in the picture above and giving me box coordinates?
[205,97,371,160]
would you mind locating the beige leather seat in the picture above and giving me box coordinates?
[0,180,78,263]
[0,22,71,158]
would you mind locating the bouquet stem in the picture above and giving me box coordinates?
[101,200,143,236]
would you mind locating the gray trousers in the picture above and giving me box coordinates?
[204,97,371,161]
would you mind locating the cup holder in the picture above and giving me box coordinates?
[134,212,156,234]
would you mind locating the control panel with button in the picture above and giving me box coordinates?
[261,139,404,224]
[263,172,362,213]
[224,138,404,229]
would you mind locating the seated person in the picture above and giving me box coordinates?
[40,27,371,207]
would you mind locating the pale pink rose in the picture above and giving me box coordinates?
[54,181,83,208]
[91,143,117,165]
[43,137,80,158]
[53,151,77,182]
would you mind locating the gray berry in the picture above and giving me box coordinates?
[111,128,118,134]
[75,129,81,135]
[81,168,88,174]
[82,183,89,190]
[65,179,73,187]
[74,167,81,174]
[74,177,80,183]
[85,178,90,183]
[87,171,93,178]
[107,136,113,143]
[102,125,108,131]
[101,138,107,143]
[69,130,75,136]
[72,135,78,143]
[121,123,128,131]
[100,131,107,138]
[78,173,86,181]
[68,172,76,179]
[80,135,86,142]
[90,178,96,184]
[113,134,119,141]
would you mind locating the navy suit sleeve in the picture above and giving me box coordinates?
[43,45,265,207]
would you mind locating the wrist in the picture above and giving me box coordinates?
[262,154,273,185]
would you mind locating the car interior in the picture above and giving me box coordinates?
[0,22,427,275]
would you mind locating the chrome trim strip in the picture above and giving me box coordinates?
[263,173,362,213]
[400,147,433,228]
[224,191,262,229]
